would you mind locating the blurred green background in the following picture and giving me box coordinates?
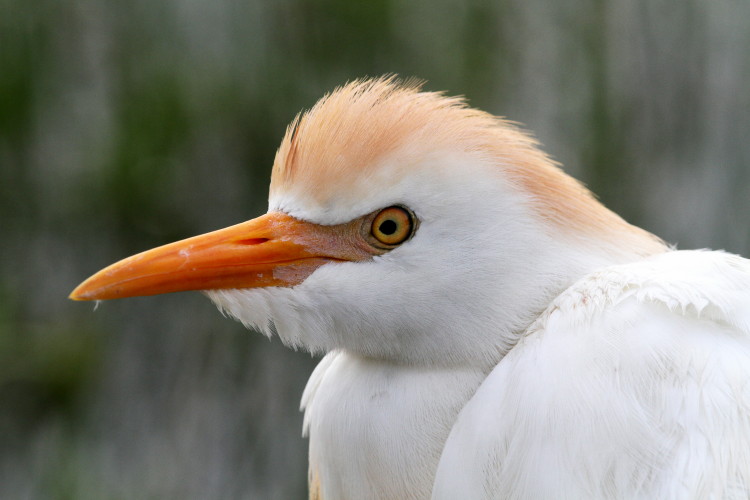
[1,0,749,498]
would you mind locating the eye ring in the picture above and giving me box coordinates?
[370,206,415,247]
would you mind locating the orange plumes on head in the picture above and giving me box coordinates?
[270,76,494,201]
[270,76,664,256]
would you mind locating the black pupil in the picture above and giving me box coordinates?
[379,219,398,235]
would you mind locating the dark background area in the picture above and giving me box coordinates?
[1,0,749,498]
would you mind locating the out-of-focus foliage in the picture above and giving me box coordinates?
[1,0,748,498]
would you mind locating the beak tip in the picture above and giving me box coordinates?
[69,288,89,301]
[69,280,100,301]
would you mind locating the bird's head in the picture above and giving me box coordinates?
[71,77,665,367]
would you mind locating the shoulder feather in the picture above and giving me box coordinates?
[434,250,750,499]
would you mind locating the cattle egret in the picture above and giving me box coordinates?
[71,77,750,499]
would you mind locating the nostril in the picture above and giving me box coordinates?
[238,238,270,245]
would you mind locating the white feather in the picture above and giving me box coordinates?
[302,351,486,499]
[433,250,750,499]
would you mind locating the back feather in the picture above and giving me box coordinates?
[434,250,750,499]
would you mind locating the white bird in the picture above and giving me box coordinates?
[71,77,750,500]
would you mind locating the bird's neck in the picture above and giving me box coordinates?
[480,211,667,370]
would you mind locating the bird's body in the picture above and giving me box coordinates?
[435,250,750,499]
[302,250,750,499]
[71,78,750,499]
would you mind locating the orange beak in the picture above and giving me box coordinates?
[70,212,370,301]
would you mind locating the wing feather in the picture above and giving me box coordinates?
[433,250,750,499]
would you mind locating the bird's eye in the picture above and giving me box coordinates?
[370,206,415,246]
